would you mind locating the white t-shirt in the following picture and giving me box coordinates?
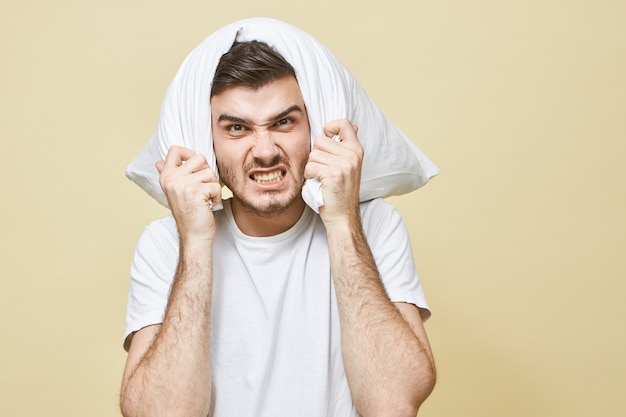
[125,198,430,417]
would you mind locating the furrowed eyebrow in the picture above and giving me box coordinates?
[216,114,249,124]
[216,105,304,125]
[272,105,304,122]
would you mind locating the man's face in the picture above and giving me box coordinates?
[211,76,311,217]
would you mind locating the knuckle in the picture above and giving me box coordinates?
[191,153,206,163]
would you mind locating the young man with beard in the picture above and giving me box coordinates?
[120,41,435,417]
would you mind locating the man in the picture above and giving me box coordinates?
[121,35,435,417]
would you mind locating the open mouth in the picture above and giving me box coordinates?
[251,169,285,184]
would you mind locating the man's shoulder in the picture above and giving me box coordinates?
[136,214,179,249]
[359,198,398,220]
[143,214,177,235]
[359,198,410,242]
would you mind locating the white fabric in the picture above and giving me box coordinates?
[125,17,439,212]
[125,198,430,416]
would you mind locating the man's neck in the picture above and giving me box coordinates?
[229,198,307,237]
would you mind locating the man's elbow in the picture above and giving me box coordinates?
[119,394,149,417]
[359,375,437,417]
[120,394,211,417]
[119,395,136,417]
[359,400,424,417]
[121,404,209,417]
[413,372,437,415]
[395,371,438,417]
[412,365,437,412]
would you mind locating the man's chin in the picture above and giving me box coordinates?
[235,191,302,217]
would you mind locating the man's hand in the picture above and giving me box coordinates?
[123,146,218,417]
[156,146,222,243]
[307,121,435,415]
[304,119,362,223]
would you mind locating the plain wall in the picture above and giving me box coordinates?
[1,1,624,416]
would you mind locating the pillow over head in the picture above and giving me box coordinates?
[126,17,439,209]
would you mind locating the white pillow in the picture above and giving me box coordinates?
[126,17,439,210]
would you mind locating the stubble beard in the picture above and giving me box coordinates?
[218,156,306,218]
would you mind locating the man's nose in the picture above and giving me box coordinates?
[251,131,278,161]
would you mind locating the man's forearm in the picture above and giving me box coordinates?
[121,242,213,417]
[327,218,435,417]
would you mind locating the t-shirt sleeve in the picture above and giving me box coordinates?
[124,216,179,350]
[360,199,431,321]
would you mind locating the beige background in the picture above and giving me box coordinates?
[1,0,624,416]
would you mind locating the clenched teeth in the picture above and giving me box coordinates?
[252,170,284,183]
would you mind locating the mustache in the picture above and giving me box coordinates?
[244,155,287,171]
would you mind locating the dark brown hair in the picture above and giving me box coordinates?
[210,41,297,97]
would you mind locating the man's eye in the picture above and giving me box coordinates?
[275,118,292,127]
[228,124,246,133]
